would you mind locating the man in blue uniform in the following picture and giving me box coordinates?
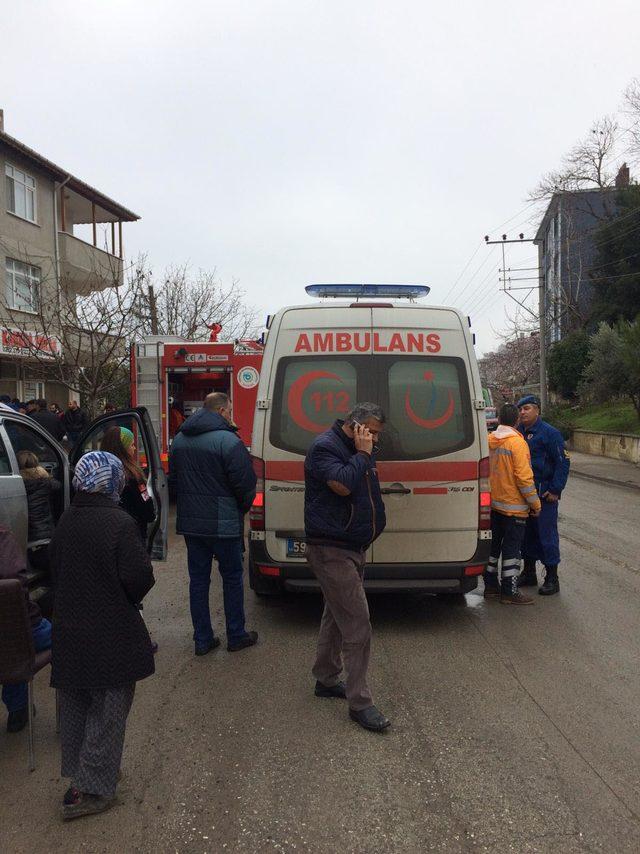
[517,395,570,595]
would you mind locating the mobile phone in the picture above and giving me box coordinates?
[351,419,362,429]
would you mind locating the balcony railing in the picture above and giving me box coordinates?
[58,231,124,294]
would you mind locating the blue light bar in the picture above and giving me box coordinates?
[305,283,430,299]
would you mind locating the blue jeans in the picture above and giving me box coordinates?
[184,536,247,647]
[2,618,52,713]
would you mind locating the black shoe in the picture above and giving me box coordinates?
[539,566,560,596]
[349,705,391,732]
[62,790,116,821]
[315,680,347,699]
[6,706,28,733]
[227,631,258,652]
[195,637,221,656]
[519,560,538,586]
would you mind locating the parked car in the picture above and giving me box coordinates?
[484,406,498,431]
[0,404,167,616]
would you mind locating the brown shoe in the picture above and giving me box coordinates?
[500,590,534,605]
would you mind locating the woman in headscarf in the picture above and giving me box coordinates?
[100,426,155,542]
[49,451,155,821]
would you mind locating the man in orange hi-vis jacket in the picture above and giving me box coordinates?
[483,402,542,605]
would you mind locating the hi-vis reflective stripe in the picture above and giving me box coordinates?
[490,447,513,457]
[525,493,539,504]
[492,499,528,512]
[520,484,536,495]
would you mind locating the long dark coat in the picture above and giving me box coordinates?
[49,492,155,689]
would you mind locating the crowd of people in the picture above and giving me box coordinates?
[0,389,570,820]
[0,395,95,448]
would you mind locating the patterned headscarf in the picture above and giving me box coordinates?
[119,427,134,449]
[72,451,125,502]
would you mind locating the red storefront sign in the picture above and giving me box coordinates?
[0,329,62,359]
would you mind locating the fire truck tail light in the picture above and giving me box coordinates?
[478,456,491,530]
[250,456,265,530]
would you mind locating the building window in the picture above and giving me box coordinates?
[5,258,41,313]
[5,163,37,222]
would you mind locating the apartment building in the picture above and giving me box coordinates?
[534,165,630,343]
[0,109,139,404]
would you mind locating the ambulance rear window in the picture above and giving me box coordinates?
[376,358,473,460]
[270,355,474,460]
[270,358,358,455]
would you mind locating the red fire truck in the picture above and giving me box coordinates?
[130,334,263,472]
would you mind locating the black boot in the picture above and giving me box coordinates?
[519,560,538,586]
[539,566,560,596]
[483,571,500,598]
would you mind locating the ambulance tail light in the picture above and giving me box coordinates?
[478,456,491,530]
[464,564,484,576]
[250,456,265,530]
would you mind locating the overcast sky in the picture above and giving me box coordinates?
[3,0,640,354]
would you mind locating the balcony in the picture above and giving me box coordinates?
[58,231,124,294]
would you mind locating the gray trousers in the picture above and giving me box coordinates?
[59,684,135,798]
[306,544,373,711]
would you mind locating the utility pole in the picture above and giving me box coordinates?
[484,234,546,409]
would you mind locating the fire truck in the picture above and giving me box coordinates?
[130,332,263,472]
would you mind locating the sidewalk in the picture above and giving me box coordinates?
[569,450,640,491]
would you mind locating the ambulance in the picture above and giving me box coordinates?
[248,284,491,595]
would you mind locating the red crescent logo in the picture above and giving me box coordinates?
[288,371,341,433]
[405,389,455,429]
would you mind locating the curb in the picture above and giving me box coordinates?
[571,468,640,493]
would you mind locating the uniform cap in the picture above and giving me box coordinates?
[517,394,541,409]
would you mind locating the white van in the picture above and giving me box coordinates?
[248,285,491,595]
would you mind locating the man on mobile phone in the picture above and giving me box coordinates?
[304,402,389,733]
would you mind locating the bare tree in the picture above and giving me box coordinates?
[1,246,143,416]
[478,334,541,401]
[130,258,259,342]
[529,116,620,204]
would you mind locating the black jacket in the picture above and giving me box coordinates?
[23,476,61,541]
[31,409,65,442]
[62,407,89,436]
[49,492,155,689]
[170,409,256,538]
[120,476,156,541]
[304,421,386,550]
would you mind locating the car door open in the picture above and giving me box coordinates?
[70,407,168,560]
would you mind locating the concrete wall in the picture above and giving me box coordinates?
[571,429,640,465]
[0,146,59,301]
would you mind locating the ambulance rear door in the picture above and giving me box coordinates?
[259,305,373,566]
[369,306,481,565]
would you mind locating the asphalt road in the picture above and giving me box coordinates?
[1,474,640,853]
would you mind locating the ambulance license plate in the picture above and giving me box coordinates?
[287,538,307,558]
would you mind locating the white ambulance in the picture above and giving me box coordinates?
[248,284,491,595]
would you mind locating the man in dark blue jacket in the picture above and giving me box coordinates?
[170,393,257,654]
[517,395,571,595]
[304,402,389,733]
